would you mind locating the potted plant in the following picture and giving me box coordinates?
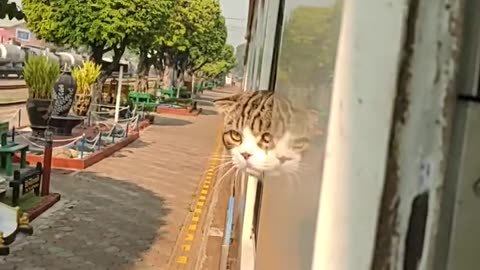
[24,55,60,133]
[72,60,102,116]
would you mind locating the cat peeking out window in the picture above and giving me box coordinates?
[213,91,319,177]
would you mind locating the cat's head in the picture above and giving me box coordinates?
[213,91,318,177]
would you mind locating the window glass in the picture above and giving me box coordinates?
[258,0,281,90]
[254,0,343,269]
[251,0,265,90]
[246,10,261,91]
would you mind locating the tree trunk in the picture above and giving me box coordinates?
[176,69,185,87]
[135,50,149,93]
[90,72,111,109]
[175,69,183,98]
[175,60,188,98]
[163,56,173,90]
[154,64,164,89]
[88,40,128,110]
[91,45,104,66]
[88,46,106,108]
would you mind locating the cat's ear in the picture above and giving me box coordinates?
[213,94,241,114]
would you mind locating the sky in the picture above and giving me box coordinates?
[219,0,249,47]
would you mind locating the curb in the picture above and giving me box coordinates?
[27,193,61,222]
[14,121,151,170]
[0,85,26,90]
[0,100,26,106]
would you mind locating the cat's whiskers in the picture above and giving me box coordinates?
[201,152,231,157]
[207,155,232,160]
[285,171,302,185]
[211,153,232,156]
[196,161,233,183]
[209,157,232,162]
[209,161,234,173]
[234,168,241,182]
[212,165,238,193]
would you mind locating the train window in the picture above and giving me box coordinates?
[257,0,283,91]
[251,0,344,269]
[250,0,266,90]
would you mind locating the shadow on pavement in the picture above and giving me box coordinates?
[201,108,218,116]
[122,140,151,150]
[2,171,171,270]
[196,100,213,107]
[153,116,192,127]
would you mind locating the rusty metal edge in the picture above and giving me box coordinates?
[371,0,420,268]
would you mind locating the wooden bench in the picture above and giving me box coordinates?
[0,133,28,177]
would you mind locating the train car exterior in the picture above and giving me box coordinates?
[230,0,480,270]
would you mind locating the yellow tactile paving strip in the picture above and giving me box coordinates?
[169,125,224,269]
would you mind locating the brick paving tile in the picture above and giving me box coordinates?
[0,88,237,270]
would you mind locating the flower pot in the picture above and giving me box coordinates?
[49,115,85,136]
[26,98,52,136]
[72,94,92,116]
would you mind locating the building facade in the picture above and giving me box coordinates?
[0,21,46,48]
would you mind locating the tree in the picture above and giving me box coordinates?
[157,0,227,91]
[0,0,24,20]
[180,0,227,76]
[128,1,174,92]
[275,5,341,108]
[22,0,173,84]
[199,44,236,79]
[232,43,246,78]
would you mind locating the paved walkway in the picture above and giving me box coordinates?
[0,88,234,270]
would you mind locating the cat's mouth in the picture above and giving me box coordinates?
[232,161,264,176]
[245,167,263,177]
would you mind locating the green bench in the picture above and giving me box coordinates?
[159,87,191,99]
[194,83,204,94]
[128,91,158,112]
[205,82,215,90]
[0,132,28,177]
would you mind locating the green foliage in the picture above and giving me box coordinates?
[23,55,61,99]
[277,6,339,88]
[200,44,236,78]
[127,0,174,53]
[232,43,246,77]
[159,0,228,71]
[23,0,173,77]
[72,60,102,95]
[185,0,227,71]
[275,5,342,108]
[0,0,24,20]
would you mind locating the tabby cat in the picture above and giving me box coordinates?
[213,90,318,177]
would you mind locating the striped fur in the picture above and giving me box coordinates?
[213,90,317,175]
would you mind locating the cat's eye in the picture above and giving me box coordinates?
[261,133,272,143]
[230,130,242,142]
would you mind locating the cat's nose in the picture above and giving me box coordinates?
[241,152,252,160]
